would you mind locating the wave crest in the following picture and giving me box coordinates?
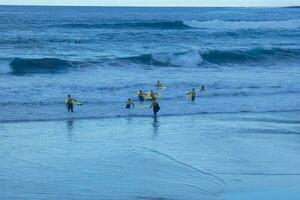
[54,19,300,30]
[123,50,203,67]
[122,47,300,67]
[183,19,300,30]
[10,58,74,74]
[55,21,190,29]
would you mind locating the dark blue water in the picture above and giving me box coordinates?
[0,6,300,122]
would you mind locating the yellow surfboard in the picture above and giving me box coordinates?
[64,99,82,105]
[186,92,193,99]
[136,91,161,100]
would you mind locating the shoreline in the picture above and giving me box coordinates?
[0,109,299,124]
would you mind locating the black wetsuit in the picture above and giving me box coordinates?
[153,103,160,116]
[67,103,73,112]
[126,101,134,109]
[138,95,144,102]
[191,96,195,102]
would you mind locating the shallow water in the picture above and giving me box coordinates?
[0,112,300,199]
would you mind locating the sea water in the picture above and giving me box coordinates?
[0,6,300,122]
[1,6,300,200]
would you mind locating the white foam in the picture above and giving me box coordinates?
[183,19,300,30]
[152,50,203,67]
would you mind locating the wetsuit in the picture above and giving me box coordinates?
[138,92,144,102]
[152,102,160,116]
[191,91,196,102]
[150,93,156,101]
[66,98,74,112]
[126,100,134,109]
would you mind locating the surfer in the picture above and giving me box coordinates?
[150,90,156,100]
[155,81,167,89]
[137,90,145,102]
[200,85,205,91]
[155,81,161,88]
[150,100,160,117]
[187,88,196,102]
[66,94,75,112]
[126,98,135,109]
[155,80,164,88]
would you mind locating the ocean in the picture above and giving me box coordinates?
[0,6,300,122]
[1,6,300,200]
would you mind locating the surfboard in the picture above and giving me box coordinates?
[144,91,161,100]
[136,91,161,100]
[64,99,82,105]
[186,92,193,99]
[156,83,168,89]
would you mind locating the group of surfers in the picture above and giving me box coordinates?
[126,81,205,117]
[65,81,205,117]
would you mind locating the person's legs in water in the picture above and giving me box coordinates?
[68,104,73,112]
[153,107,159,116]
[191,96,195,102]
[139,96,144,102]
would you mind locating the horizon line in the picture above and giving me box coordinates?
[0,4,299,8]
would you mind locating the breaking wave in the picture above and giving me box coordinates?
[183,19,300,30]
[53,19,300,30]
[7,47,300,74]
[122,47,300,67]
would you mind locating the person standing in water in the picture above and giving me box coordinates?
[155,81,167,89]
[155,81,161,88]
[200,85,205,91]
[126,98,135,109]
[66,94,75,112]
[187,88,196,102]
[150,100,160,117]
[137,90,145,102]
[150,90,156,101]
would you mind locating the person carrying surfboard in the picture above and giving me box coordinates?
[126,98,135,109]
[137,90,145,102]
[150,90,156,100]
[155,81,162,88]
[149,99,160,117]
[155,81,167,89]
[66,94,76,112]
[187,88,196,102]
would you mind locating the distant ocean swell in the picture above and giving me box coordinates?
[54,21,190,29]
[52,19,300,30]
[6,47,300,73]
